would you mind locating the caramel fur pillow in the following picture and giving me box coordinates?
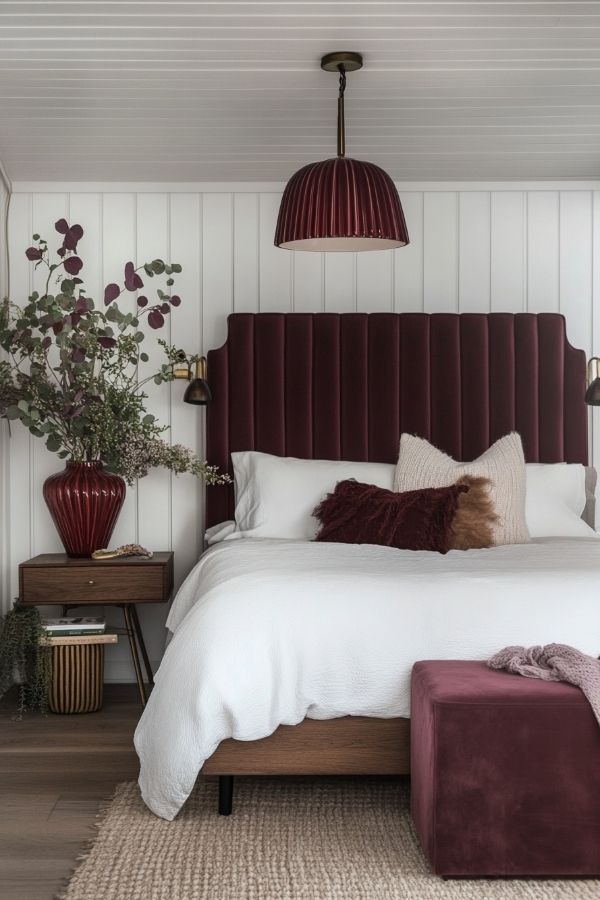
[394,432,530,546]
[450,475,498,550]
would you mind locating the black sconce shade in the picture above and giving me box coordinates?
[184,378,212,406]
[585,378,600,406]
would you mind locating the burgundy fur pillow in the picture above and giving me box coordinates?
[313,479,468,554]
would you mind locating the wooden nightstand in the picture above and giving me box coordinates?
[19,552,174,706]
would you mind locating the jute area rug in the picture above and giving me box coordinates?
[60,777,598,900]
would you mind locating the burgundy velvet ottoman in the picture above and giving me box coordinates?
[410,660,600,877]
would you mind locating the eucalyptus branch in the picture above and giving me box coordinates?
[1,220,227,486]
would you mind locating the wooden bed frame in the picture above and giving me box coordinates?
[202,312,588,812]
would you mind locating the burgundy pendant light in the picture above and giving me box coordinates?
[275,51,409,252]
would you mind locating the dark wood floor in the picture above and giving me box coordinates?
[0,686,141,900]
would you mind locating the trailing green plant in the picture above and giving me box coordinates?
[0,219,228,485]
[0,603,51,716]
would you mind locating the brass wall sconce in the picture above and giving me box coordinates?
[173,355,212,406]
[585,358,600,406]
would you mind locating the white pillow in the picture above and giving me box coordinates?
[231,451,395,540]
[525,463,597,538]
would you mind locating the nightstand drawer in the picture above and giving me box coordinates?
[20,565,165,604]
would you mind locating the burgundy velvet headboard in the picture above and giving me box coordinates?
[206,312,588,527]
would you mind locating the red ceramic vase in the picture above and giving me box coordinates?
[43,461,126,558]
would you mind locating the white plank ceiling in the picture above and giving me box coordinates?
[1,1,600,181]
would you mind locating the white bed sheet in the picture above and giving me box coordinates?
[134,537,600,820]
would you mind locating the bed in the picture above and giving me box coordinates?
[134,312,597,820]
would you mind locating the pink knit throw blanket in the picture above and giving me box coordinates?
[488,643,600,725]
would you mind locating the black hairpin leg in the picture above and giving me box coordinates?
[218,776,234,815]
[130,603,154,687]
[122,604,147,707]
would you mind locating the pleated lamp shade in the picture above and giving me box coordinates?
[275,157,409,252]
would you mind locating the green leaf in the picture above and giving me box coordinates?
[46,435,61,453]
[32,233,40,241]
[140,352,149,363]
[166,278,174,286]
[142,414,155,425]
[171,263,182,273]
[17,399,29,413]
[5,405,20,420]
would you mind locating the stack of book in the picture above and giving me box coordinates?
[42,616,106,637]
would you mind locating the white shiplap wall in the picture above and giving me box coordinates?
[5,180,600,679]
[0,172,10,618]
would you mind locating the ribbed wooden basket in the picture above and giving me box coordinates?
[49,643,105,714]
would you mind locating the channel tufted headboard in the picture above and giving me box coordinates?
[206,312,588,528]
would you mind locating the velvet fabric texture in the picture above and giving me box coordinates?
[205,313,588,528]
[410,661,600,877]
[313,480,467,553]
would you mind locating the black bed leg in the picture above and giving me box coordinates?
[218,776,234,816]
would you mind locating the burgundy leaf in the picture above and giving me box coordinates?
[160,303,171,314]
[52,322,64,335]
[170,295,181,306]
[41,336,52,350]
[148,310,165,330]
[104,283,120,305]
[71,347,86,362]
[137,295,148,307]
[124,262,144,291]
[74,298,88,314]
[57,247,66,258]
[70,313,81,327]
[63,224,83,252]
[64,255,83,276]
[55,218,69,234]
[98,336,117,349]
[25,247,42,261]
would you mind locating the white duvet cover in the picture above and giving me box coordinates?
[135,537,600,820]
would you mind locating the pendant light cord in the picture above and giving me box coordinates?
[337,65,346,157]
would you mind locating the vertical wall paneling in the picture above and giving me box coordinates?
[259,193,291,312]
[7,194,33,602]
[527,191,559,314]
[394,192,424,312]
[5,181,599,670]
[559,191,593,357]
[491,192,526,312]
[233,193,259,313]
[31,193,70,557]
[69,193,102,302]
[324,253,355,313]
[202,193,233,351]
[458,192,491,313]
[101,193,138,550]
[356,250,393,312]
[592,191,600,475]
[423,192,458,312]
[135,193,171,552]
[135,194,172,668]
[169,193,203,585]
[292,249,323,313]
[0,177,9,611]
